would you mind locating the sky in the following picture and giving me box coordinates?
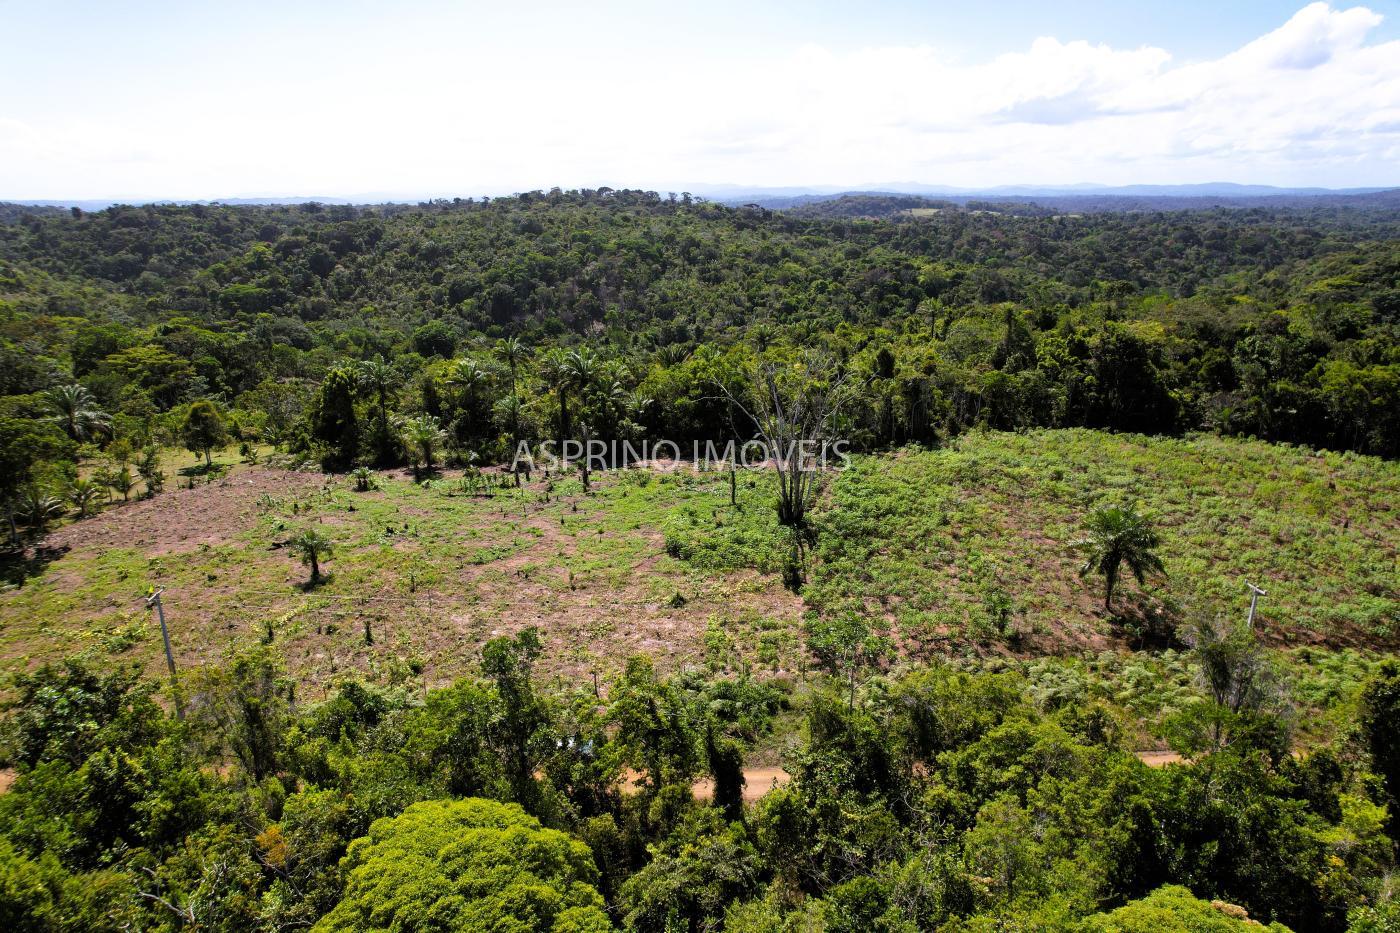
[2,0,1399,199]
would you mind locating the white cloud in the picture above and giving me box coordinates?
[1,3,1397,196]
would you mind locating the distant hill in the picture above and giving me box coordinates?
[773,188,1400,218]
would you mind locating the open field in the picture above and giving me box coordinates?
[0,461,803,697]
[2,428,1395,704]
[673,428,1399,654]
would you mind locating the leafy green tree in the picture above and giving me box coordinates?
[412,320,458,359]
[705,723,747,822]
[608,655,701,793]
[1075,505,1166,609]
[45,384,111,443]
[617,808,762,932]
[805,613,890,710]
[0,417,72,545]
[287,527,334,586]
[310,367,360,470]
[185,648,291,782]
[5,659,161,769]
[0,836,64,930]
[480,628,553,811]
[180,399,230,467]
[313,798,610,933]
[1082,884,1289,931]
[136,445,163,496]
[1359,661,1400,836]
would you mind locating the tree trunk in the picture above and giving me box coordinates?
[558,391,570,450]
[310,555,320,584]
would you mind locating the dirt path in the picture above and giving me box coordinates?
[683,751,1182,806]
[0,751,1189,802]
[693,767,791,803]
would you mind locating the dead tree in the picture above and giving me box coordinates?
[718,352,861,529]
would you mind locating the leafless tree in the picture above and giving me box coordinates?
[718,352,861,528]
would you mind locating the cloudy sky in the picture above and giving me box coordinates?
[2,0,1399,198]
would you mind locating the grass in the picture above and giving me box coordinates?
[678,428,1399,654]
[0,459,803,696]
[1,428,1395,710]
[820,430,1396,649]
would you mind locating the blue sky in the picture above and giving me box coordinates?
[3,1,1398,197]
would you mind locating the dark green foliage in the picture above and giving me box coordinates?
[1,195,1398,493]
[1360,661,1400,833]
[310,367,359,470]
[1076,505,1167,609]
[179,398,229,467]
[3,638,1399,931]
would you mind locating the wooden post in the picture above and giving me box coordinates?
[1246,581,1267,630]
[146,588,183,720]
[580,424,592,493]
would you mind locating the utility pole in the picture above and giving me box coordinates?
[146,587,183,719]
[1245,581,1267,630]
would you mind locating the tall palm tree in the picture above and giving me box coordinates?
[47,384,112,442]
[448,358,489,443]
[1075,505,1166,610]
[355,358,396,429]
[564,347,597,435]
[494,337,527,399]
[539,348,574,448]
[494,338,528,475]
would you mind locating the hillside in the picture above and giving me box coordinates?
[2,194,1400,933]
[4,429,1393,700]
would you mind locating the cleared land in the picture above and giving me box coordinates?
[1,429,1395,702]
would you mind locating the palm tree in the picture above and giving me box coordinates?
[107,465,136,502]
[494,336,527,399]
[494,338,527,475]
[66,478,104,518]
[448,358,489,443]
[399,414,446,476]
[356,358,398,464]
[539,348,573,448]
[288,528,334,585]
[47,384,112,442]
[355,358,397,425]
[1075,505,1166,610]
[16,488,64,535]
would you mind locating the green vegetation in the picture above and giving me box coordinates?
[0,625,1395,931]
[314,798,610,932]
[1,193,1399,928]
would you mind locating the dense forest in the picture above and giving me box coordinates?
[1,189,1398,495]
[2,192,1399,931]
[2,628,1400,931]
